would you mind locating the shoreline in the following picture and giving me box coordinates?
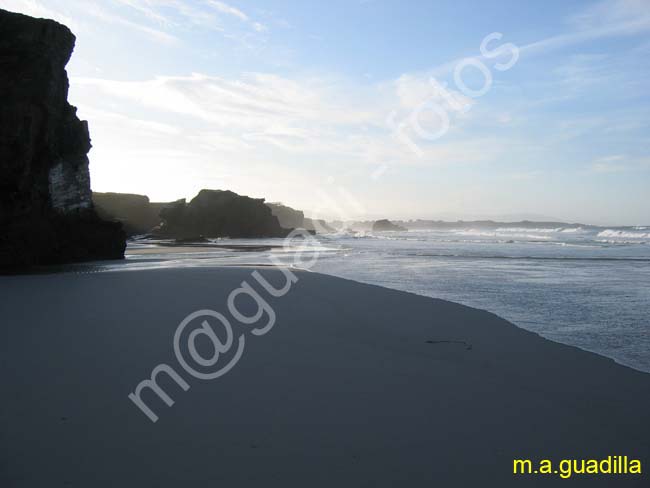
[8,255,650,375]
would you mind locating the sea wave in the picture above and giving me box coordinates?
[404,252,650,262]
[597,229,650,239]
[494,227,564,233]
[454,229,552,240]
[596,239,647,245]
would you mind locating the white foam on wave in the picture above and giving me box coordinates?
[597,229,650,239]
[455,229,552,240]
[559,227,587,233]
[495,227,563,233]
[597,239,647,245]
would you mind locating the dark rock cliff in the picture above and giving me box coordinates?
[159,190,290,239]
[93,192,165,236]
[266,202,305,229]
[0,9,125,270]
[266,202,335,234]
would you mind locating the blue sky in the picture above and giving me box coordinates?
[3,0,650,224]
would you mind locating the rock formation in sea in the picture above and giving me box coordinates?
[372,219,407,232]
[304,218,336,233]
[158,190,290,239]
[266,202,305,229]
[93,192,168,236]
[266,202,335,234]
[0,9,126,270]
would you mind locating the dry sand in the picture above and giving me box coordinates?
[0,267,648,486]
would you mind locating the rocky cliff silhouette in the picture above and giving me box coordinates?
[93,192,166,236]
[0,9,125,270]
[159,190,290,239]
[266,202,305,229]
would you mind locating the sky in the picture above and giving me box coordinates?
[2,0,650,225]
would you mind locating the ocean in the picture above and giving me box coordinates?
[111,224,650,373]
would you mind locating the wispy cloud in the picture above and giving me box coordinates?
[72,71,382,161]
[569,0,650,31]
[1,0,180,43]
[3,0,267,44]
[522,0,650,55]
[111,0,170,25]
[0,0,76,28]
[206,0,248,21]
[73,72,375,128]
[112,0,267,33]
[71,65,519,188]
[82,2,179,44]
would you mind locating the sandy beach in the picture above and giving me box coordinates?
[1,266,648,486]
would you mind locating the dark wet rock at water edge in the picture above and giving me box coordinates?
[0,9,125,270]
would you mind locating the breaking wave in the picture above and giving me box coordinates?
[597,229,650,240]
